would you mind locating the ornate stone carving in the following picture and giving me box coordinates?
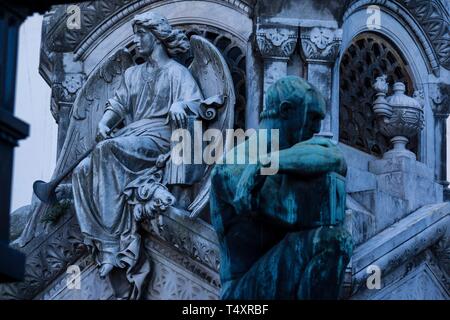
[429,83,450,118]
[146,240,219,299]
[26,12,235,300]
[399,0,450,70]
[372,78,424,160]
[0,214,85,300]
[145,236,220,289]
[300,27,341,63]
[44,0,253,55]
[343,0,446,75]
[432,235,450,278]
[51,73,84,123]
[256,25,298,59]
[339,33,417,157]
[144,212,220,274]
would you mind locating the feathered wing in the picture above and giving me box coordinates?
[186,35,236,218]
[18,49,134,246]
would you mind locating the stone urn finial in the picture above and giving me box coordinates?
[372,77,424,160]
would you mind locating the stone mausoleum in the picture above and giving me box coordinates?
[1,0,449,300]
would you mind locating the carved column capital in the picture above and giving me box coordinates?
[256,24,298,60]
[51,73,84,123]
[300,27,342,64]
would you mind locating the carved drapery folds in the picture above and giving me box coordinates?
[256,25,298,103]
[339,33,417,157]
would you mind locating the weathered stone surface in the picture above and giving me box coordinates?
[346,196,376,246]
[16,0,450,301]
[345,167,377,193]
[351,202,450,297]
[352,250,449,300]
[364,156,444,232]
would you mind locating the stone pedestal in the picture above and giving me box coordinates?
[352,156,443,235]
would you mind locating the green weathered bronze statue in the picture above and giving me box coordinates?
[210,76,353,299]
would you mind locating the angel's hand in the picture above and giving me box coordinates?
[169,102,187,128]
[97,123,112,142]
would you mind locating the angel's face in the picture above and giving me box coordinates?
[133,25,157,57]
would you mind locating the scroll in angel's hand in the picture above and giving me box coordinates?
[168,101,187,128]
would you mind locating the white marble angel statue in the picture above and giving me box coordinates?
[18,11,235,299]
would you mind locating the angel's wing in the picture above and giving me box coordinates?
[186,35,236,218]
[17,49,134,246]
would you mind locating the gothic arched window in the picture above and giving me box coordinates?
[339,33,418,157]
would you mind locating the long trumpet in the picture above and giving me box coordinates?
[33,119,123,204]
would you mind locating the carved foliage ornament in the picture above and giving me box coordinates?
[256,25,298,59]
[45,0,253,54]
[300,27,342,62]
[51,73,85,123]
[399,0,450,70]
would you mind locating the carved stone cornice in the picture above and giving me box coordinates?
[44,0,254,54]
[300,27,342,63]
[399,0,450,71]
[256,24,298,60]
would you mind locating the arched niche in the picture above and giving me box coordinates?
[333,2,437,168]
[339,32,417,158]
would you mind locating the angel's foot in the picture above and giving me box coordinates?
[99,263,114,279]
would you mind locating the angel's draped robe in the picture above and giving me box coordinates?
[72,60,202,298]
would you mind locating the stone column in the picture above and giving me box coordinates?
[429,83,450,200]
[300,27,341,137]
[49,53,84,158]
[245,38,263,130]
[256,24,298,108]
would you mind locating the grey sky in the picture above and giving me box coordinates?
[12,14,57,212]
